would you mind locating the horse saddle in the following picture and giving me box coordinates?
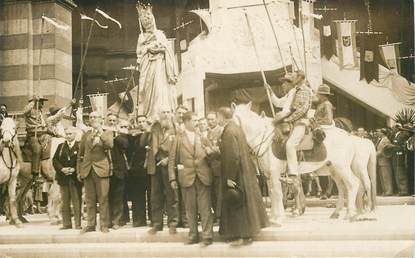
[272,123,327,162]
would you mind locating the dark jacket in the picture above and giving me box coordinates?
[110,133,129,179]
[219,120,269,239]
[53,141,81,186]
[127,133,148,177]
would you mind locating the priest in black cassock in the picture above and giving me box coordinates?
[217,107,269,246]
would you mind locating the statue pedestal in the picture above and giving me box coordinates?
[0,0,76,112]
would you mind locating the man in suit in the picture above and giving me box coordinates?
[206,112,223,223]
[376,128,394,196]
[127,115,151,227]
[146,110,178,235]
[77,111,113,233]
[169,111,214,246]
[53,126,82,230]
[106,114,130,229]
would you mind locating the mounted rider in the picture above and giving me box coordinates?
[266,71,313,178]
[310,84,334,127]
[23,96,49,177]
[23,96,71,177]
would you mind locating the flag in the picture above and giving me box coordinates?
[379,43,401,74]
[88,93,108,117]
[288,1,295,21]
[42,16,70,30]
[301,1,315,41]
[360,34,382,83]
[335,20,358,69]
[96,8,122,29]
[320,13,334,59]
[80,14,108,29]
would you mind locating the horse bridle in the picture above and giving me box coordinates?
[0,128,18,185]
[234,112,274,158]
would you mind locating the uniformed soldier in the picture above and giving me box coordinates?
[23,96,49,176]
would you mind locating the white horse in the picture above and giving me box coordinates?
[233,102,377,221]
[0,118,23,227]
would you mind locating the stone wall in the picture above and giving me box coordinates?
[0,0,76,112]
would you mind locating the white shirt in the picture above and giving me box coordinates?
[184,128,196,145]
[67,140,75,149]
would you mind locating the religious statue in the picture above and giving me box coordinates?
[135,2,177,120]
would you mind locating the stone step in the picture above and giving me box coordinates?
[0,240,413,258]
[1,206,413,245]
[0,226,413,245]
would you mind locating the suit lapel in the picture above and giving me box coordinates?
[182,133,194,156]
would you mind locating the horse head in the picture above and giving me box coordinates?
[1,117,17,146]
[231,102,273,148]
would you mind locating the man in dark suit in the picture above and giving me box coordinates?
[169,111,214,246]
[206,112,223,223]
[146,110,178,235]
[77,111,113,233]
[376,128,394,196]
[53,126,82,230]
[106,114,130,230]
[127,115,151,227]
[217,106,269,246]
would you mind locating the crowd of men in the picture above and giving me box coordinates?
[0,73,413,246]
[1,96,267,246]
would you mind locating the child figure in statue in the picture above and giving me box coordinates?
[135,2,177,121]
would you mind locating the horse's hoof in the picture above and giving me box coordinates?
[15,222,23,228]
[19,217,29,223]
[300,207,306,215]
[270,219,283,227]
[291,210,300,217]
[330,212,340,219]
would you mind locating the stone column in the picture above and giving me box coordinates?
[0,0,76,112]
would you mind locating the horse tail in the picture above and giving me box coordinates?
[368,143,377,211]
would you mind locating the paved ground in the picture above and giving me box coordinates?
[0,204,413,257]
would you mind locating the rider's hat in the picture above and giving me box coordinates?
[280,70,305,85]
[28,96,48,102]
[316,84,334,95]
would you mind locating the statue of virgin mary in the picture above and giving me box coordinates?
[135,3,177,120]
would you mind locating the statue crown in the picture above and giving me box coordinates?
[136,2,153,16]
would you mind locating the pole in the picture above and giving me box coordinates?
[73,9,97,101]
[34,16,45,139]
[244,11,275,118]
[262,0,287,74]
[80,18,84,107]
[299,2,308,78]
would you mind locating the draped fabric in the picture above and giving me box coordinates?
[360,34,382,83]
[371,68,415,106]
[390,73,415,105]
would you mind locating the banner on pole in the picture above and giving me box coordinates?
[88,93,109,117]
[334,20,358,69]
[379,43,401,74]
[359,33,382,83]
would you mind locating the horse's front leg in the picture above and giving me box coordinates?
[17,169,33,223]
[328,167,345,219]
[8,173,23,228]
[268,157,286,226]
[341,167,359,222]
